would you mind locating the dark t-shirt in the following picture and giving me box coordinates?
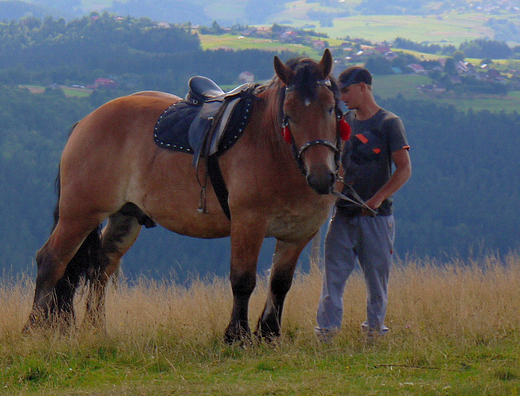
[337,108,409,217]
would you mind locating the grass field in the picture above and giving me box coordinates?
[19,85,93,98]
[373,74,520,113]
[305,12,500,47]
[198,33,313,54]
[1,255,519,395]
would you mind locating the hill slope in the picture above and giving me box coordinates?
[2,0,520,46]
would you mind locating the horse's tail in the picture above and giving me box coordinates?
[53,124,104,313]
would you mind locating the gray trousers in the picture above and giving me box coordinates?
[316,209,395,332]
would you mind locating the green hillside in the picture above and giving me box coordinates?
[3,0,520,46]
[372,74,520,113]
[100,0,520,46]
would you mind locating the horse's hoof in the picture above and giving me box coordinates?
[254,327,281,343]
[22,311,47,333]
[255,320,281,343]
[224,324,252,345]
[254,330,279,343]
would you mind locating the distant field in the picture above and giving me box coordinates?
[198,33,312,54]
[374,74,520,113]
[19,85,93,98]
[295,12,501,47]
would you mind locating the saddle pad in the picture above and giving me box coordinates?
[153,96,254,157]
[154,101,199,153]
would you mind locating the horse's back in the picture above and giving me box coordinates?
[59,93,179,213]
[131,91,181,101]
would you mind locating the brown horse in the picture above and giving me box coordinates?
[26,49,346,342]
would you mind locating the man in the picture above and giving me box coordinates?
[315,66,411,342]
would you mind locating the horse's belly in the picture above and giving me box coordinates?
[157,215,231,239]
[266,206,331,241]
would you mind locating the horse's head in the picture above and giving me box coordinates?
[274,49,350,195]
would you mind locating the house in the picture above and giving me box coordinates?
[239,71,254,84]
[375,45,391,55]
[280,30,297,42]
[407,64,427,75]
[87,78,118,89]
[241,28,257,36]
[384,51,398,61]
[419,83,446,93]
[312,40,326,51]
[487,68,501,79]
[455,61,469,74]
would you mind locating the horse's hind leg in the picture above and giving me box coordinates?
[26,216,103,330]
[255,238,311,340]
[54,227,102,328]
[84,207,143,328]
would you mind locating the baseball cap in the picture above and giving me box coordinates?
[338,67,372,89]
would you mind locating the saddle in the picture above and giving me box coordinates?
[154,76,259,219]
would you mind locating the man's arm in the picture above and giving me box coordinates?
[365,148,412,211]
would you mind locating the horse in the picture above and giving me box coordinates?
[25,49,349,342]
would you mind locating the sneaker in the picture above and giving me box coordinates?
[361,322,389,336]
[314,326,338,343]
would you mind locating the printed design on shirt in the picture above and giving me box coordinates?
[350,128,384,166]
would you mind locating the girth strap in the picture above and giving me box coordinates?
[206,155,231,220]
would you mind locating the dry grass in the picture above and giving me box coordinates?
[2,254,519,346]
[1,254,519,394]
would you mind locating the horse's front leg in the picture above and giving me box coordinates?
[255,237,311,341]
[224,219,267,344]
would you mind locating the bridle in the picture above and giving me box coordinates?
[280,78,349,175]
[277,72,374,215]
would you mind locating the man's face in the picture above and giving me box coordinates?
[340,83,363,110]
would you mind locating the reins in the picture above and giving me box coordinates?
[332,177,378,217]
[279,78,376,216]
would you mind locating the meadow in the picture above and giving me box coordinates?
[308,13,500,47]
[1,254,519,395]
[373,74,520,113]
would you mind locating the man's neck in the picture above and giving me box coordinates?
[355,103,380,121]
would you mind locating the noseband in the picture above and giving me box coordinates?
[281,79,347,175]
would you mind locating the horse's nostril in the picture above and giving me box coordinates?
[307,171,335,195]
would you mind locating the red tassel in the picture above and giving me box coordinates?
[339,119,351,141]
[282,126,292,143]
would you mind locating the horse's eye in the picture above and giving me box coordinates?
[328,106,335,114]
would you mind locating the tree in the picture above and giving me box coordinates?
[364,55,393,75]
[444,57,456,74]
[453,50,465,62]
[459,39,512,59]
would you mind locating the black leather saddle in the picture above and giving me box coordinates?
[154,76,257,160]
[153,76,259,220]
[185,76,225,104]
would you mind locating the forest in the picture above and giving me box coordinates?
[1,14,520,280]
[0,14,297,93]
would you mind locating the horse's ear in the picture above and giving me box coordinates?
[274,55,293,86]
[319,48,333,79]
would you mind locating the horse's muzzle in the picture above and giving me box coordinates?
[306,165,336,195]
